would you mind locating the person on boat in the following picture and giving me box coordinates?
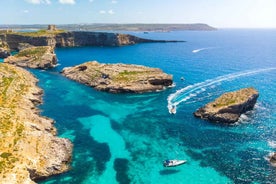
[170,105,176,114]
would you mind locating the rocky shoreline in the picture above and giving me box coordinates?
[194,87,259,124]
[0,63,72,183]
[61,61,173,93]
[269,152,276,167]
[4,46,57,69]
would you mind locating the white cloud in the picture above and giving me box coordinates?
[111,0,118,4]
[99,10,115,15]
[59,0,75,5]
[23,10,29,13]
[25,0,51,4]
[108,9,114,14]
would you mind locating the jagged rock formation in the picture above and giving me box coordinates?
[0,31,180,50]
[0,39,10,58]
[194,87,259,123]
[4,46,57,69]
[0,63,72,183]
[0,48,10,58]
[61,61,173,93]
[269,152,276,166]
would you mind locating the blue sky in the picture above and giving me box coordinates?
[1,0,276,28]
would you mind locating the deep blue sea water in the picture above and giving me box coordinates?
[19,29,276,184]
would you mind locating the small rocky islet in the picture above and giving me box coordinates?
[193,87,259,124]
[61,61,173,93]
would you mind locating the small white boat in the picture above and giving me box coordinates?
[163,159,187,167]
[169,105,176,114]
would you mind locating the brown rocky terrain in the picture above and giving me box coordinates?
[4,46,57,69]
[0,39,10,58]
[61,61,173,93]
[0,63,72,184]
[194,87,259,123]
[269,152,276,166]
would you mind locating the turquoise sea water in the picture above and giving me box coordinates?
[24,29,276,184]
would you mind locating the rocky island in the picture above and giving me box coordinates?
[4,46,57,69]
[61,61,173,93]
[194,87,259,124]
[0,63,72,183]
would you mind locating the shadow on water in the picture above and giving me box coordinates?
[159,169,181,175]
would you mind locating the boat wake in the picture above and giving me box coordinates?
[192,47,215,53]
[167,68,276,114]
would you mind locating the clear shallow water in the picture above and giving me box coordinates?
[31,29,276,184]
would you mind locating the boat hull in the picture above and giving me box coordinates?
[163,160,186,167]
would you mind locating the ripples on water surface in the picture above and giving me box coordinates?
[34,29,276,184]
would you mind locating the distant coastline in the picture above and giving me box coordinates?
[0,23,217,32]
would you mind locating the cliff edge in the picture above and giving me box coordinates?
[194,87,259,124]
[61,61,173,93]
[0,31,181,51]
[0,63,72,184]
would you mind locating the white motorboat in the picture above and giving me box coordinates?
[163,159,187,167]
[169,105,176,114]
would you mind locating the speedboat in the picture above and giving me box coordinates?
[163,159,187,167]
[169,105,176,114]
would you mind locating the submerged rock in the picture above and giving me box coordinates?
[4,46,57,69]
[0,63,72,183]
[61,61,173,93]
[194,87,259,124]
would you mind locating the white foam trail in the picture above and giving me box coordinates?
[268,141,276,148]
[167,68,276,113]
[192,47,215,53]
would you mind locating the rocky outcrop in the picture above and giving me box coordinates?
[269,152,276,166]
[0,31,180,50]
[4,46,57,69]
[61,61,173,93]
[0,63,72,183]
[0,39,10,58]
[194,87,259,123]
[0,47,10,58]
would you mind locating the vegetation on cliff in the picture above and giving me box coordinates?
[4,46,57,69]
[0,63,72,183]
[62,61,173,93]
[7,29,66,37]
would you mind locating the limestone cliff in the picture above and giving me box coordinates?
[0,63,72,184]
[194,87,259,123]
[4,46,57,69]
[0,39,10,58]
[0,31,180,50]
[61,61,173,93]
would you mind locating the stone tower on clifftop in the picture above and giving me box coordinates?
[48,25,57,31]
